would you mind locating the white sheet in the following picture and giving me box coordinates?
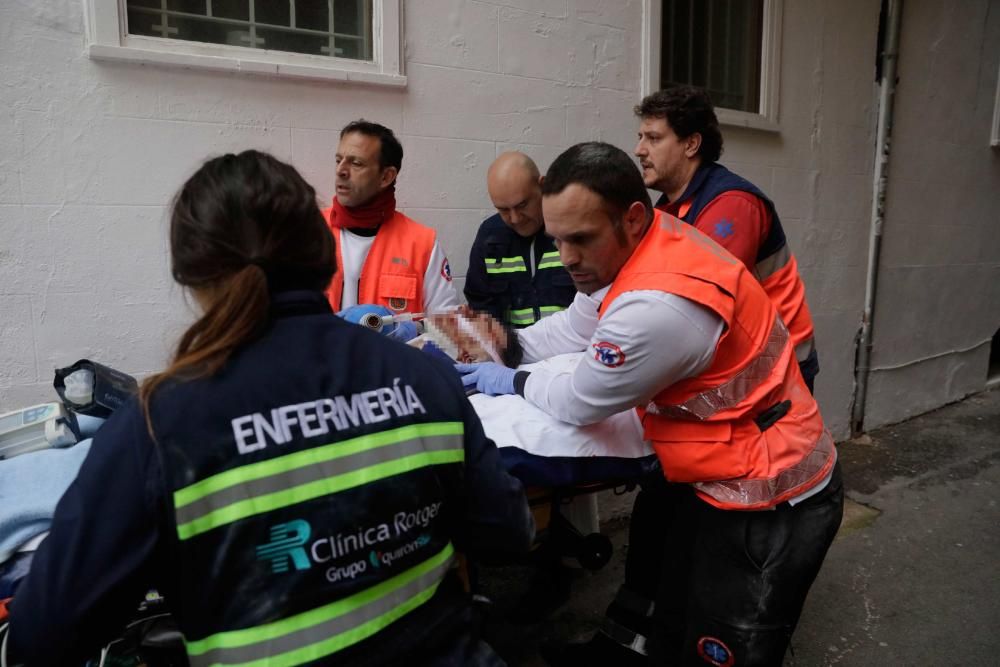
[469,353,652,459]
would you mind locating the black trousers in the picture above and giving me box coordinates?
[615,462,843,666]
[798,349,820,395]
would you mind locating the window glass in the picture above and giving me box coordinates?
[125,0,373,61]
[660,0,764,113]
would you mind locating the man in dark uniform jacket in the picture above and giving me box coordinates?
[465,152,576,328]
[464,152,584,620]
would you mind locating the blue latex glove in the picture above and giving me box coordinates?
[454,362,517,396]
[337,304,392,326]
[386,320,419,342]
[337,304,418,342]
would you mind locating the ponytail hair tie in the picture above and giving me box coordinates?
[247,256,271,271]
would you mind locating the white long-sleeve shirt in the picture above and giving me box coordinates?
[517,285,835,504]
[517,286,725,426]
[338,228,460,313]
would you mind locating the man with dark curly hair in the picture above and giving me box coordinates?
[634,86,820,392]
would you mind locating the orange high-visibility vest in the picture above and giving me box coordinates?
[600,210,835,510]
[675,182,816,362]
[321,208,437,314]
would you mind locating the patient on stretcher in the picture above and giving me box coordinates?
[338,306,655,486]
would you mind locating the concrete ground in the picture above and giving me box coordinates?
[479,389,1000,666]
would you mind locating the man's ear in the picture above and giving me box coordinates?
[684,133,702,159]
[380,166,399,188]
[624,201,648,238]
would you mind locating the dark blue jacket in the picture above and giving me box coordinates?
[657,163,819,389]
[658,162,787,264]
[464,214,576,327]
[8,291,532,666]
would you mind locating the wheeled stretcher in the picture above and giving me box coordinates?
[469,353,657,570]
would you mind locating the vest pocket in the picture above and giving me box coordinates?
[378,273,418,300]
[644,418,750,482]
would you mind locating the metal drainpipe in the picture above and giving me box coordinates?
[852,0,903,436]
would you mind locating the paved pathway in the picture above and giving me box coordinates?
[482,389,1000,666]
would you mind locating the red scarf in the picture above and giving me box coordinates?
[329,185,396,230]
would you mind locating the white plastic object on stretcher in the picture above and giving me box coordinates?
[61,368,95,406]
[0,402,77,460]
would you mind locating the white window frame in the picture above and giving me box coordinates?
[82,0,405,86]
[641,0,782,132]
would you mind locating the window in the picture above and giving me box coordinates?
[83,0,404,86]
[642,0,782,130]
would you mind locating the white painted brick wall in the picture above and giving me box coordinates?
[0,0,644,411]
[9,0,989,441]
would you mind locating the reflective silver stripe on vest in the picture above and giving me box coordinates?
[795,336,816,362]
[692,429,836,507]
[646,316,789,420]
[752,244,791,282]
[186,544,455,666]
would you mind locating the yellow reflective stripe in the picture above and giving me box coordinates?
[507,308,537,325]
[177,448,463,540]
[174,423,462,509]
[537,252,563,270]
[186,544,455,666]
[485,257,527,274]
[507,305,566,326]
[174,423,465,540]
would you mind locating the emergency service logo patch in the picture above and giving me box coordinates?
[713,219,735,239]
[388,297,407,311]
[592,341,626,367]
[696,636,734,666]
[441,258,453,282]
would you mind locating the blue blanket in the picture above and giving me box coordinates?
[0,439,92,563]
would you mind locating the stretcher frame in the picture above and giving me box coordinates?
[525,478,639,571]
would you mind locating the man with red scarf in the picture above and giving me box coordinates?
[322,120,460,315]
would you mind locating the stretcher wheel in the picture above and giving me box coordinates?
[577,533,613,570]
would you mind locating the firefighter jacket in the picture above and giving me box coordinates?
[464,214,577,327]
[322,208,438,315]
[661,162,817,362]
[599,212,835,510]
[7,291,532,667]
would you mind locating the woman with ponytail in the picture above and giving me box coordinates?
[6,151,533,667]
